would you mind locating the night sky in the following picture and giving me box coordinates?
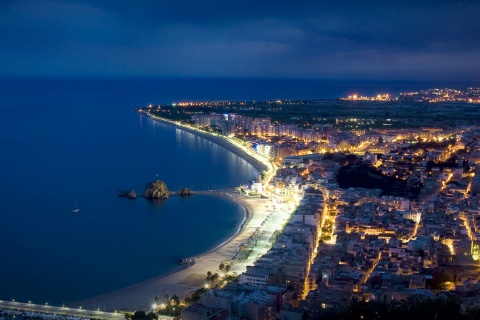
[1,0,479,81]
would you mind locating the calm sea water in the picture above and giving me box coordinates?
[0,77,473,305]
[0,80,261,305]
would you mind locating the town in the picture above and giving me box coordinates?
[137,88,480,319]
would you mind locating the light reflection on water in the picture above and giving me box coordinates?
[0,104,258,305]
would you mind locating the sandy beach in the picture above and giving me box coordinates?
[75,115,275,312]
[76,194,272,312]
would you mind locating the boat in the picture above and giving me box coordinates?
[72,200,80,213]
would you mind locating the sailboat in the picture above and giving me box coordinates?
[72,200,80,213]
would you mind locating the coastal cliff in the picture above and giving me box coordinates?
[143,180,170,199]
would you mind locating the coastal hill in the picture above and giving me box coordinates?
[143,180,170,199]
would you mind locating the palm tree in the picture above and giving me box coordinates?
[171,294,179,306]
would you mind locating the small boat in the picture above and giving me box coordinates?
[72,200,80,213]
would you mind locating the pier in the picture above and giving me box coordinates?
[0,300,124,320]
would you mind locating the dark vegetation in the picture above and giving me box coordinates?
[426,157,467,171]
[336,160,421,199]
[184,288,207,305]
[145,100,480,130]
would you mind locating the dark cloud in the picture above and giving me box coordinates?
[0,0,479,80]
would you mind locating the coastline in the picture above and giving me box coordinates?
[75,193,271,312]
[138,111,269,174]
[75,114,274,311]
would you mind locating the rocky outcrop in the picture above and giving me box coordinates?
[118,190,137,199]
[178,187,193,196]
[143,180,170,199]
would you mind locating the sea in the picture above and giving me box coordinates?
[0,77,474,306]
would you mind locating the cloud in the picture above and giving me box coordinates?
[0,0,479,80]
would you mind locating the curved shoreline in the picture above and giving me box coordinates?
[75,192,271,312]
[183,190,250,261]
[75,115,274,312]
[137,111,269,173]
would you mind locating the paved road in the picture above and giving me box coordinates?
[0,300,124,320]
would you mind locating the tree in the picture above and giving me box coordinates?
[211,273,219,284]
[132,311,146,320]
[171,294,179,306]
[219,263,225,271]
[163,294,169,305]
[225,264,231,273]
[145,313,158,320]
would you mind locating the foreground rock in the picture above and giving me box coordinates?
[143,180,170,199]
[178,187,193,196]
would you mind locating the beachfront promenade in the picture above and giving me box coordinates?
[70,113,290,312]
[75,192,293,312]
[0,300,124,320]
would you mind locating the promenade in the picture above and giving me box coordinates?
[138,111,272,174]
[69,113,288,311]
[0,300,123,320]
[74,190,292,311]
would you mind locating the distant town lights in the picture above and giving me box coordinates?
[342,93,392,101]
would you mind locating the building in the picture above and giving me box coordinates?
[181,303,229,320]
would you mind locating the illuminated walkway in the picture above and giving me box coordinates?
[0,300,124,320]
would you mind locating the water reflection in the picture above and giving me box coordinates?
[174,128,258,187]
[146,197,168,209]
